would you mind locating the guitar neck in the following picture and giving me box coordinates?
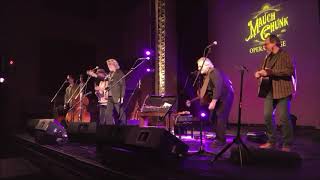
[190,97,200,103]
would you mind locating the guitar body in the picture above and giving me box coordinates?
[186,91,211,107]
[95,80,109,104]
[199,93,211,105]
[258,77,271,98]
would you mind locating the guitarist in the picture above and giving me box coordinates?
[87,59,126,126]
[91,68,110,126]
[254,34,294,152]
[187,57,234,147]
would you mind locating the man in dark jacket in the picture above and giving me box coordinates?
[255,34,295,152]
[88,58,126,125]
[104,58,126,125]
[188,57,234,146]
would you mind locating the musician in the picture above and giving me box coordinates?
[93,68,109,125]
[64,74,79,110]
[88,59,126,125]
[188,57,234,147]
[255,34,294,152]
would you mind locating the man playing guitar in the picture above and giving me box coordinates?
[255,34,295,152]
[187,57,234,147]
[87,58,126,126]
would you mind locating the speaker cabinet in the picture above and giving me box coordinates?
[96,125,189,158]
[67,122,97,143]
[28,119,68,145]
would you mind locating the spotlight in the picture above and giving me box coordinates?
[0,77,5,83]
[145,50,151,56]
[146,68,154,72]
[144,49,154,57]
[200,112,206,118]
[9,60,14,65]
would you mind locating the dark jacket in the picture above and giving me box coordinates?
[260,49,294,99]
[107,69,126,103]
[208,68,234,101]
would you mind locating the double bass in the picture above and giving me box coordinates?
[65,75,91,124]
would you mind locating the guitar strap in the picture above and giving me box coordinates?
[199,68,213,98]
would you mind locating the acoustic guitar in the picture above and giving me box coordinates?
[258,77,271,98]
[87,70,109,104]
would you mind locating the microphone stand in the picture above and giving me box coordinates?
[210,65,250,167]
[74,75,92,122]
[119,79,140,125]
[192,43,213,87]
[108,58,149,126]
[190,43,214,155]
[50,79,68,117]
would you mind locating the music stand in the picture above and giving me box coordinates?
[210,66,250,167]
[140,95,176,130]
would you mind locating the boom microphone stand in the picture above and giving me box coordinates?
[210,65,250,167]
[50,79,68,117]
[190,42,216,155]
[109,57,150,125]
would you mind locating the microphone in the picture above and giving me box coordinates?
[190,70,199,75]
[137,57,150,60]
[84,91,92,97]
[66,75,71,82]
[104,73,111,81]
[206,41,218,48]
[238,65,249,72]
[92,66,99,70]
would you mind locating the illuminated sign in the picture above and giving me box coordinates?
[245,3,289,54]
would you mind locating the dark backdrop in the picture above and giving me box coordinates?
[0,0,154,137]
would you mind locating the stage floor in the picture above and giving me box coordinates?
[7,126,320,180]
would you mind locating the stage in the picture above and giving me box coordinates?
[4,125,320,180]
[1,1,320,179]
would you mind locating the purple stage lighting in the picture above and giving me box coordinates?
[200,112,206,118]
[0,77,5,83]
[145,50,151,56]
[146,68,154,73]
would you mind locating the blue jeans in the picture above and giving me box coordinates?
[264,91,294,146]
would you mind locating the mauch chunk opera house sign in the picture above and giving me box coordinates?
[245,3,289,54]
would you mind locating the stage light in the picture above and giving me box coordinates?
[144,49,154,58]
[146,68,154,72]
[9,60,14,65]
[200,112,206,118]
[145,50,151,56]
[0,77,5,83]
